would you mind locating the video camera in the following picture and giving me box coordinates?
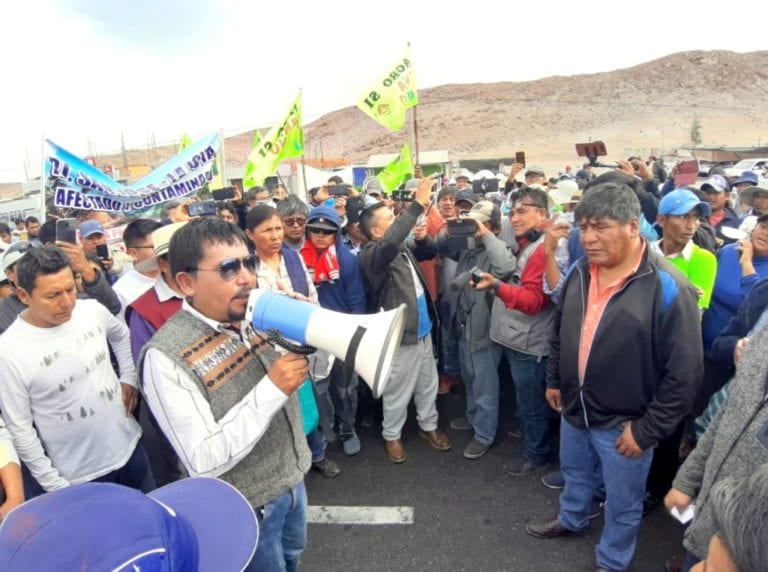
[444,218,478,251]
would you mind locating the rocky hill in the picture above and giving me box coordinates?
[95,50,768,176]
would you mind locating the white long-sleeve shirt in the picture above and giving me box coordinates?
[141,301,289,478]
[0,299,140,491]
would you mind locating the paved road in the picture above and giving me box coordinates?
[303,389,683,571]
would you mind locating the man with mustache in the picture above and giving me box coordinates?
[139,217,311,571]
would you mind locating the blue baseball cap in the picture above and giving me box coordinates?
[79,220,105,238]
[659,189,711,217]
[0,477,258,571]
[733,170,759,186]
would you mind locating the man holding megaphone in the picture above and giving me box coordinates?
[358,175,452,464]
[138,217,312,571]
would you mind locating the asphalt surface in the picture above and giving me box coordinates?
[302,386,684,572]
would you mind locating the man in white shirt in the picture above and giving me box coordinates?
[139,217,311,571]
[112,218,163,321]
[0,246,150,493]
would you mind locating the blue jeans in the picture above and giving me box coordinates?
[246,482,307,572]
[306,428,326,463]
[93,440,156,493]
[558,418,653,571]
[458,339,500,445]
[498,347,550,465]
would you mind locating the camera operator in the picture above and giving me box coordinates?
[439,201,515,459]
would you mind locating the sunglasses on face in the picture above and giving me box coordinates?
[308,227,335,235]
[190,254,258,281]
[283,217,307,227]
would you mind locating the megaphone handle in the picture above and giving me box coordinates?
[267,330,317,355]
[342,325,368,391]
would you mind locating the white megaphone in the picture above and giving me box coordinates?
[244,289,406,398]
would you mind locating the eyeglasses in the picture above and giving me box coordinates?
[190,254,258,281]
[308,227,336,235]
[282,217,307,227]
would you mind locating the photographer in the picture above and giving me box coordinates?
[439,201,515,459]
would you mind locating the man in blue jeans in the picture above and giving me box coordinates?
[140,218,312,571]
[524,183,703,572]
[474,186,555,475]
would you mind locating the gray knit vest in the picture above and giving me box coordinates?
[489,235,555,357]
[139,309,310,508]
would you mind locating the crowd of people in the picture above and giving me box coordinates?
[0,158,767,571]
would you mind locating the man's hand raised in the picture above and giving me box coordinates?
[412,175,435,208]
[268,353,310,396]
[56,241,97,283]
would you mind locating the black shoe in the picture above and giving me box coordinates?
[504,458,551,477]
[643,491,661,515]
[463,438,491,460]
[525,517,584,539]
[312,457,341,478]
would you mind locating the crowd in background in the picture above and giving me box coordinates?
[0,157,767,571]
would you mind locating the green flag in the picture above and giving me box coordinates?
[356,46,418,132]
[244,92,304,189]
[178,133,193,152]
[377,144,413,192]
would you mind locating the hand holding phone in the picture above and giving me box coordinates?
[55,218,79,245]
[96,244,110,260]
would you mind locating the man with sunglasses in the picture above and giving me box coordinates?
[277,195,310,252]
[139,217,311,571]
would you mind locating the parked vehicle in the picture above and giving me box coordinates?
[723,158,768,178]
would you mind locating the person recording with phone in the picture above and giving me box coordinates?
[78,220,131,282]
[471,187,555,477]
[438,201,515,459]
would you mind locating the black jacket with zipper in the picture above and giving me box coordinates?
[547,242,703,450]
[358,201,438,346]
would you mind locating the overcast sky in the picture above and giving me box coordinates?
[1,0,764,182]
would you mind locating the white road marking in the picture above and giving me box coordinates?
[307,506,414,525]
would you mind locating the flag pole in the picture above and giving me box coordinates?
[412,104,421,170]
[299,88,308,199]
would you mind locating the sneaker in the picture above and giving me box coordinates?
[503,422,523,439]
[503,458,551,477]
[449,416,473,431]
[312,457,341,478]
[463,438,491,460]
[342,433,361,456]
[541,470,565,490]
[588,499,605,520]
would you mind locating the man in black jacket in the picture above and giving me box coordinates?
[358,176,451,463]
[525,183,703,572]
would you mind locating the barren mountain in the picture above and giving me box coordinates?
[96,50,768,177]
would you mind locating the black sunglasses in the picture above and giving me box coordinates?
[308,227,336,235]
[283,217,307,227]
[190,254,258,282]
